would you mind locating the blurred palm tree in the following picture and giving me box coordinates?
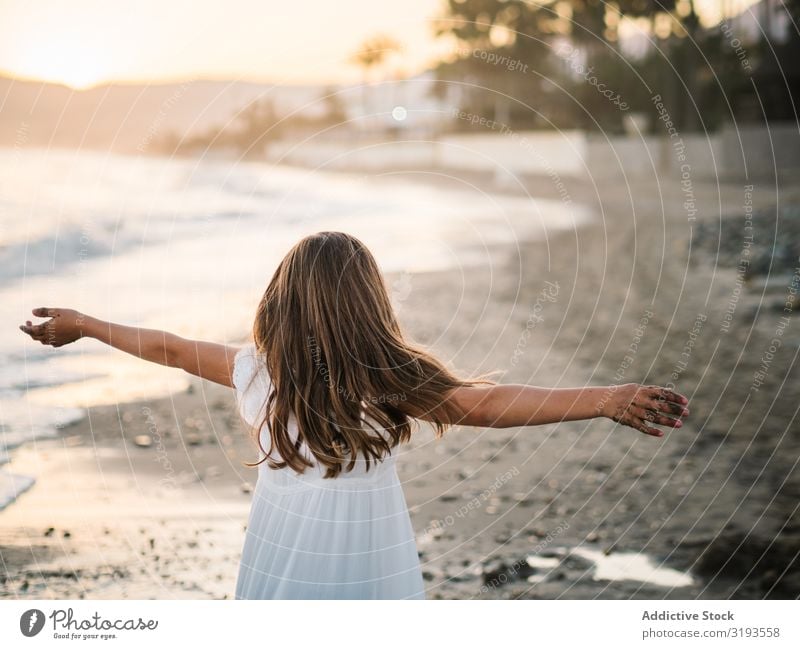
[350,35,402,130]
[433,0,794,132]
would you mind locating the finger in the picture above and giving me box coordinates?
[650,386,688,405]
[29,323,48,336]
[20,320,43,331]
[630,415,664,437]
[32,307,59,318]
[647,396,690,417]
[631,405,683,428]
[20,324,40,337]
[28,322,54,340]
[19,324,45,341]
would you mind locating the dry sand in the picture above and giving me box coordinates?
[2,167,798,600]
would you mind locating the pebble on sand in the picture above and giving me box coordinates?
[185,433,202,446]
[133,434,153,448]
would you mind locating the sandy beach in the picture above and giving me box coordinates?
[2,165,798,600]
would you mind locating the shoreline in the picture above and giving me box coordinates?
[2,167,799,599]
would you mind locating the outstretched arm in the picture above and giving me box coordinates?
[436,382,689,437]
[19,308,239,388]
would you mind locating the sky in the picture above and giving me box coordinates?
[0,0,764,89]
[0,0,453,88]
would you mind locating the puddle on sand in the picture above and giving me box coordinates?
[524,554,561,584]
[527,546,695,588]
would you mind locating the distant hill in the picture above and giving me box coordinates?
[0,75,328,153]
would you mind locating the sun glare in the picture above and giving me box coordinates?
[8,44,109,90]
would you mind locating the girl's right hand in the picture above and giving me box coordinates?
[19,307,87,348]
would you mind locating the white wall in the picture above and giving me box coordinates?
[267,130,587,176]
[266,124,800,182]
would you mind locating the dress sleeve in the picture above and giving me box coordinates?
[231,343,270,428]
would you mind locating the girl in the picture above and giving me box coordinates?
[19,231,689,599]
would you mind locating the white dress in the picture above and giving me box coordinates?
[231,343,425,599]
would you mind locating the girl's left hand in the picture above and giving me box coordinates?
[602,382,690,437]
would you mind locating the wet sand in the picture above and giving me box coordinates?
[2,168,799,599]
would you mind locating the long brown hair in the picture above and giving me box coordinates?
[247,231,491,478]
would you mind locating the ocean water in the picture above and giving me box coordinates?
[0,147,587,511]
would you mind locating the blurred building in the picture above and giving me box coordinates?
[333,71,462,138]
